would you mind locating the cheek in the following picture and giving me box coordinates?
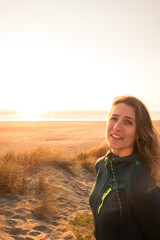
[128,128,137,142]
[106,122,112,138]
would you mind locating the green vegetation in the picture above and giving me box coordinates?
[69,212,95,240]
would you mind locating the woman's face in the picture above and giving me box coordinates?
[106,103,137,157]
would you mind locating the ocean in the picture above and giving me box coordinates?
[0,110,160,121]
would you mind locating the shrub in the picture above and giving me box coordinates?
[69,212,95,240]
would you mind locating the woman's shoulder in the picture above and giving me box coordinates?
[130,158,156,192]
[95,155,106,173]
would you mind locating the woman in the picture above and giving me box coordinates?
[89,96,160,240]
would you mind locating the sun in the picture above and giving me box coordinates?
[18,107,45,120]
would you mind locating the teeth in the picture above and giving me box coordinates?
[112,134,122,139]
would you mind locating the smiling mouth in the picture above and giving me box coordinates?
[111,134,123,140]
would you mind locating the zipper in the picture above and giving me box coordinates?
[93,155,123,238]
[94,171,112,238]
[98,187,112,214]
[95,155,111,211]
[95,172,112,213]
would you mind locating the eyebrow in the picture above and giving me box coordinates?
[111,114,136,122]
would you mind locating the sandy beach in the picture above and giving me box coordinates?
[0,120,159,240]
[0,120,159,155]
[0,121,107,156]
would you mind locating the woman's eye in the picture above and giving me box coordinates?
[125,120,132,125]
[110,117,118,121]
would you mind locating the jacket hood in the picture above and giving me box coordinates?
[104,150,140,171]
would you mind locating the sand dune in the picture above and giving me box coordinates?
[0,165,95,239]
[0,120,159,239]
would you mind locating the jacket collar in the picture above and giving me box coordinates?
[104,150,139,170]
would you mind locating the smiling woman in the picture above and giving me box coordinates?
[89,96,160,240]
[106,103,137,157]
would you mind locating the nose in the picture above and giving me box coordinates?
[113,120,123,131]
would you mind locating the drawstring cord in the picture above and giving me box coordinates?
[110,159,123,216]
[104,151,123,217]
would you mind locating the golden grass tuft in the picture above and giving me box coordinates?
[16,147,59,172]
[35,175,48,195]
[32,193,58,223]
[32,182,63,223]
[16,147,78,175]
[88,144,108,159]
[0,154,27,195]
[52,158,77,176]
[78,144,108,175]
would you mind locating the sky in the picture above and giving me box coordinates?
[0,0,160,118]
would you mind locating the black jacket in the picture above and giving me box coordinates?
[89,151,160,240]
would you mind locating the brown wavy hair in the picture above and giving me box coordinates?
[110,96,160,182]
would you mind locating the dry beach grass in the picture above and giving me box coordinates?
[0,120,159,240]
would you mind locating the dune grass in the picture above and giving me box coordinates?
[77,144,108,175]
[0,144,107,195]
[32,195,56,223]
[0,144,107,238]
[32,188,60,223]
[0,153,27,195]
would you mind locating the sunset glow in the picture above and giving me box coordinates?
[0,0,159,120]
